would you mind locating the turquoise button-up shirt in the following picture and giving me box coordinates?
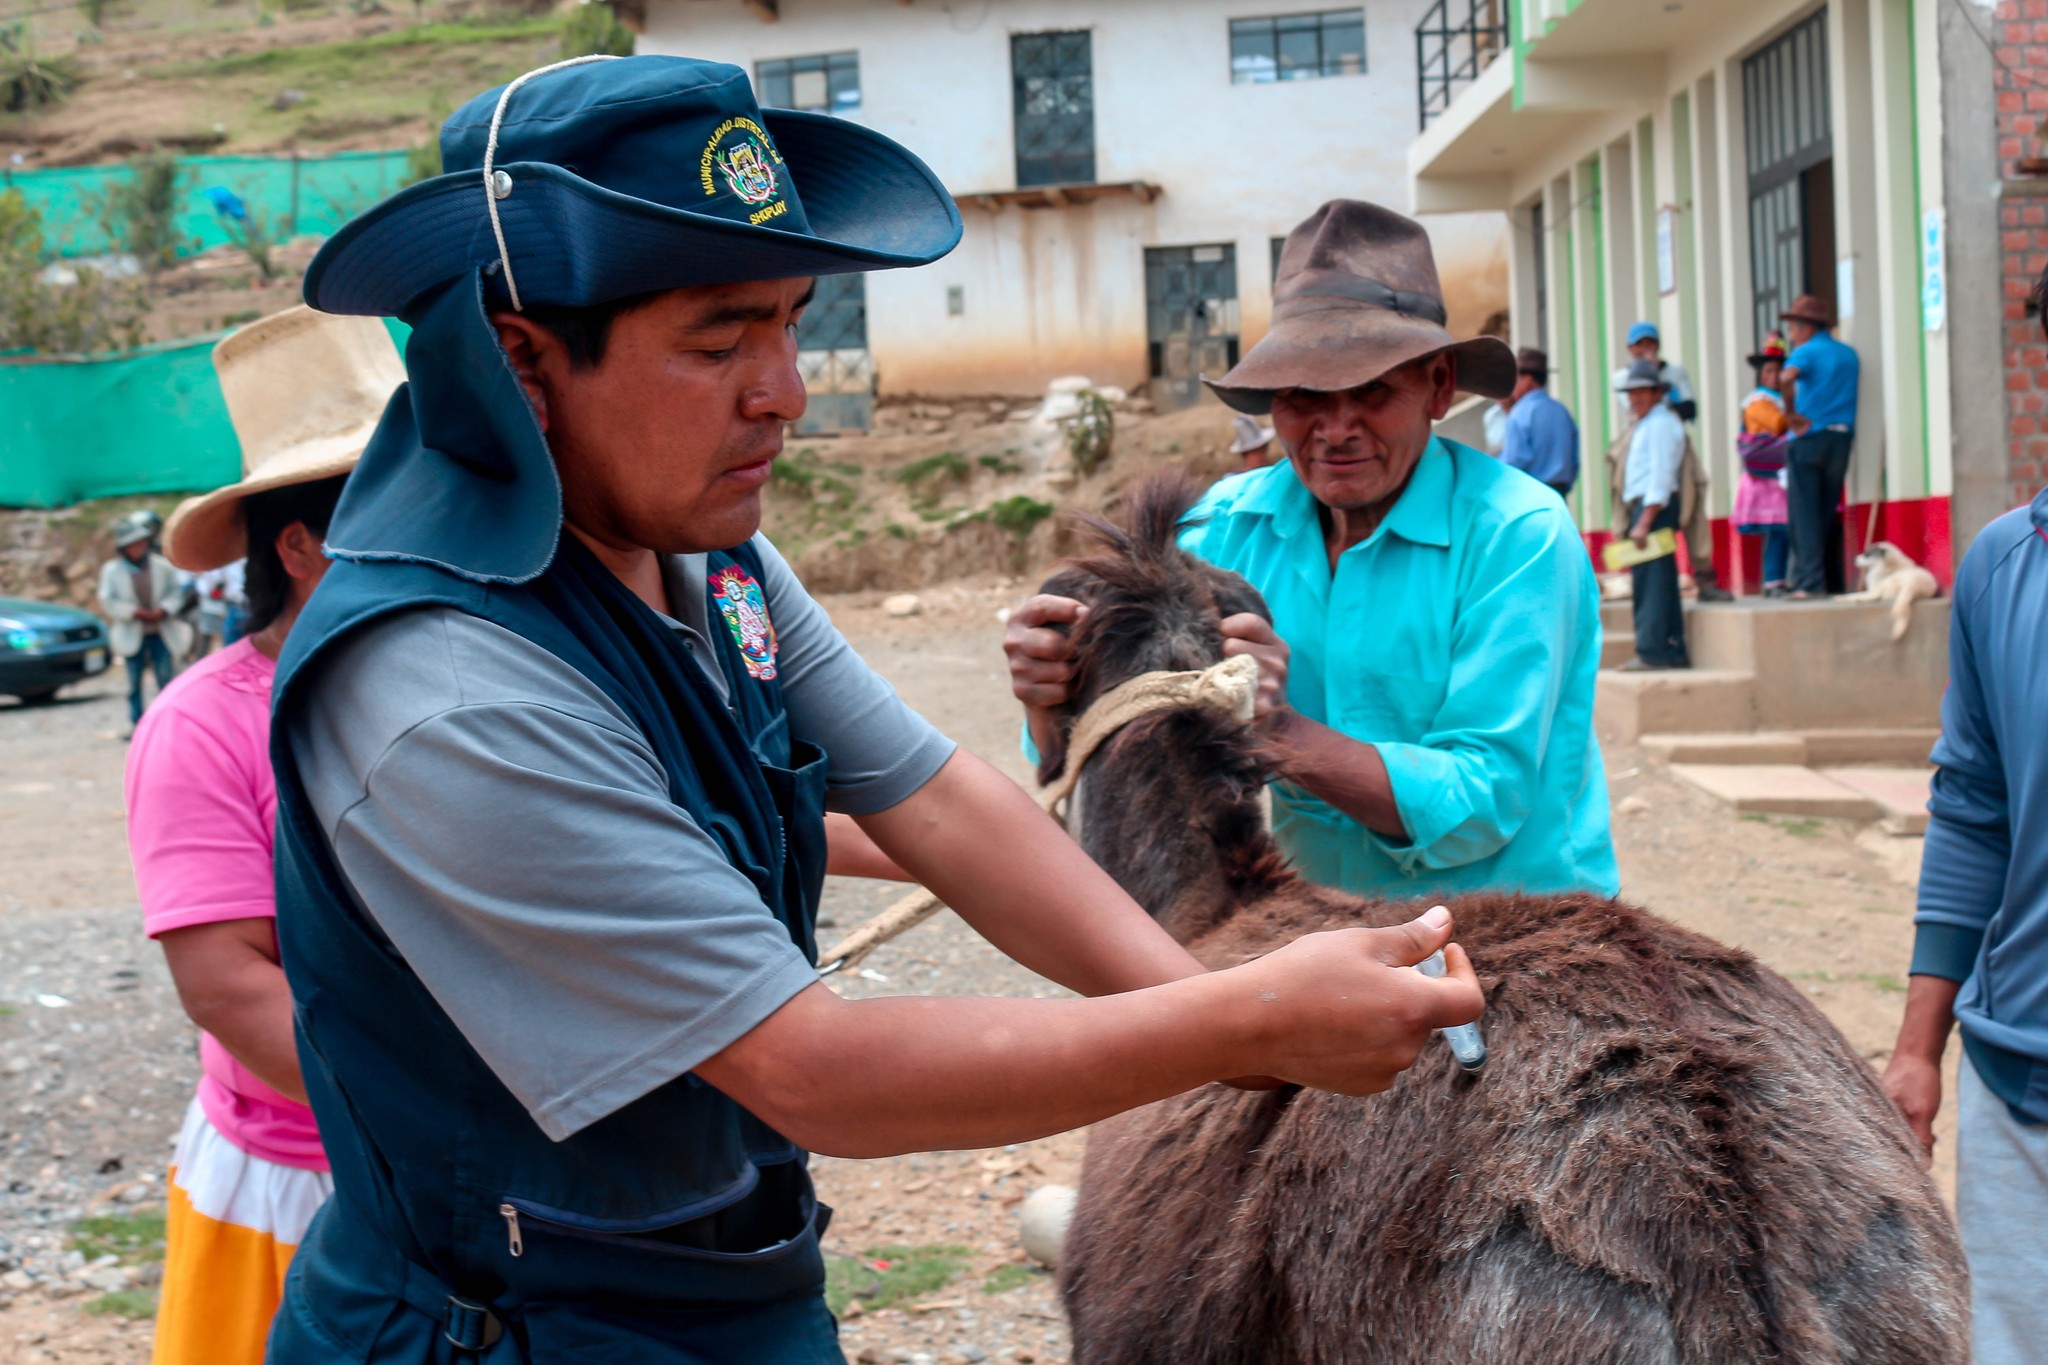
[1180,437,1617,901]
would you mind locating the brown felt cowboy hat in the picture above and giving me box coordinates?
[1204,200,1516,414]
[1778,293,1837,329]
[164,306,405,572]
[1515,346,1552,375]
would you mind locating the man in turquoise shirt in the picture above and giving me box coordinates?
[1008,201,1617,900]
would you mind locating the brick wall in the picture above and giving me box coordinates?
[1999,0,2048,504]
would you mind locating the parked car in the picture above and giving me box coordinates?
[0,598,111,704]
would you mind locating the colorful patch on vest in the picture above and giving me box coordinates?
[710,564,779,681]
[699,116,788,225]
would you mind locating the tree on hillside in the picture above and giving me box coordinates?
[0,190,150,355]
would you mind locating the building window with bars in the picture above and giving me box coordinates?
[756,51,860,116]
[1012,31,1096,187]
[1230,9,1366,84]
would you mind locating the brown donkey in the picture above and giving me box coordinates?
[1035,476,1967,1365]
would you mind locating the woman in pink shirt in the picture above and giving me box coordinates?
[126,307,403,1365]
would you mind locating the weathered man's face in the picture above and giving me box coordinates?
[512,277,813,556]
[1626,386,1663,419]
[121,541,149,565]
[1269,353,1457,514]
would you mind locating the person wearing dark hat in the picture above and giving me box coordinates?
[1009,201,1618,902]
[1499,346,1579,502]
[1613,359,1691,670]
[269,58,1481,1362]
[1779,293,1860,599]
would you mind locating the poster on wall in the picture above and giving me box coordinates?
[1922,208,1946,334]
[1656,206,1677,297]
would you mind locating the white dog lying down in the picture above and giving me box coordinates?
[1844,540,1939,641]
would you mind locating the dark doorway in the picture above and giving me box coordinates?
[1800,157,1836,313]
[1012,31,1096,187]
[1145,244,1240,411]
[792,272,873,434]
[1741,8,1832,346]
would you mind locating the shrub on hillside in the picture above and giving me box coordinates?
[93,152,196,275]
[0,25,82,112]
[560,1,633,59]
[0,191,150,355]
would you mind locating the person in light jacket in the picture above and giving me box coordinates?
[98,514,193,726]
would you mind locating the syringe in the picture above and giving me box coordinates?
[1415,944,1487,1073]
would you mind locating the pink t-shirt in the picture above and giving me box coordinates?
[126,639,326,1171]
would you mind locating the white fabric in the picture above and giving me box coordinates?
[98,553,195,659]
[1957,1058,2048,1365]
[1621,405,1686,508]
[169,1099,333,1244]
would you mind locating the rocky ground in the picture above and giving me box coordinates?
[0,579,1955,1364]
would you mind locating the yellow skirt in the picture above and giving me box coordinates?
[153,1099,333,1365]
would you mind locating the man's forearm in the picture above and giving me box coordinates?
[857,750,1206,996]
[1264,710,1406,839]
[719,976,1263,1157]
[1894,975,1962,1064]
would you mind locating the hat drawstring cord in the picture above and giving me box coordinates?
[482,53,625,313]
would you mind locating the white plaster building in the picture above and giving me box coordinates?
[1407,0,1994,584]
[634,0,1508,420]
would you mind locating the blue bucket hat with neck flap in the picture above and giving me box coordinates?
[303,54,962,585]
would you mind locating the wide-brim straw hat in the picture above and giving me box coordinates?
[1779,293,1837,329]
[1204,200,1515,415]
[303,55,961,319]
[164,307,405,572]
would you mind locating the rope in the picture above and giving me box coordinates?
[814,655,1260,977]
[481,54,623,314]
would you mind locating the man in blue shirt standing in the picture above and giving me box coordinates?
[1779,293,1860,598]
[1500,346,1580,502]
[1006,201,1617,902]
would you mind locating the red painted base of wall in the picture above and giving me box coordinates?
[1584,495,1953,593]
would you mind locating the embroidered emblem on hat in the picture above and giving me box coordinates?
[701,117,787,225]
[710,563,779,680]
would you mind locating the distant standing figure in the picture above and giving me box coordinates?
[1734,333,1793,595]
[1228,414,1275,472]
[128,306,402,1365]
[98,514,192,727]
[1612,321,1729,602]
[1499,346,1579,503]
[1779,293,1860,599]
[1615,359,1689,671]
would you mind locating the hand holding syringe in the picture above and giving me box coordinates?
[1415,907,1487,1072]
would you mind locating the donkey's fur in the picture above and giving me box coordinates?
[1041,476,1968,1365]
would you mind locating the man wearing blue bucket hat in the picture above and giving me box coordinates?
[268,56,1481,1362]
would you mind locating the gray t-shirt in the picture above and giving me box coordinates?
[289,536,954,1141]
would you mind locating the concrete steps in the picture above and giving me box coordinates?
[1639,728,1940,767]
[1669,763,1933,830]
[1596,599,1948,743]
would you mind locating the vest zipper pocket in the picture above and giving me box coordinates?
[499,1203,523,1258]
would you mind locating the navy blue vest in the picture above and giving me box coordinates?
[265,534,837,1363]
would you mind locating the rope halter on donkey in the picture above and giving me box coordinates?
[815,655,1261,977]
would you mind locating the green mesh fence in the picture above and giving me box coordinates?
[0,150,414,259]
[1,319,411,509]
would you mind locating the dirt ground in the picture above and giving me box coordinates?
[0,579,1956,1364]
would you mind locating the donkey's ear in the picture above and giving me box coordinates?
[1210,568,1272,625]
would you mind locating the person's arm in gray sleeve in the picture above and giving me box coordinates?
[752,535,957,813]
[324,698,820,1143]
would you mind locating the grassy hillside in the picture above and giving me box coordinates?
[1,2,574,163]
